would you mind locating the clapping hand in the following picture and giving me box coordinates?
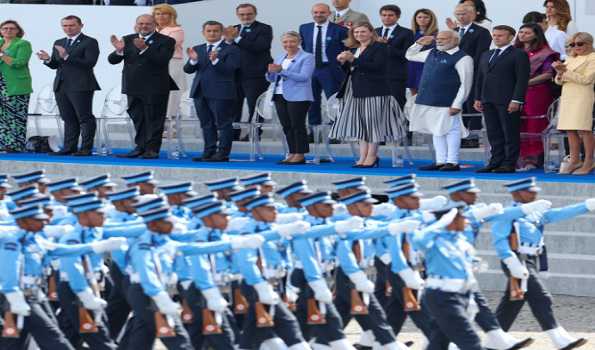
[339,50,355,63]
[133,36,148,50]
[377,37,388,44]
[110,35,125,52]
[267,63,282,73]
[186,47,198,61]
[416,36,434,46]
[224,26,239,42]
[36,50,50,61]
[54,45,67,59]
[446,17,459,30]
[552,60,567,73]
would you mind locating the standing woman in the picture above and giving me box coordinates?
[407,8,438,96]
[266,31,315,165]
[514,23,559,170]
[0,20,32,153]
[544,0,578,36]
[554,32,595,175]
[153,4,187,132]
[329,22,406,168]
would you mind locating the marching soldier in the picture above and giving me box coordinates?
[121,171,158,195]
[228,187,260,218]
[240,172,276,195]
[80,175,117,199]
[46,178,83,225]
[181,194,218,230]
[275,180,312,214]
[11,170,51,194]
[204,177,242,206]
[158,182,197,220]
[0,174,15,219]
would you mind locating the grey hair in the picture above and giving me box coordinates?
[438,30,460,45]
[281,31,302,43]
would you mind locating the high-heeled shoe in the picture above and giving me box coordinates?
[359,158,380,168]
[572,164,593,175]
[559,161,582,174]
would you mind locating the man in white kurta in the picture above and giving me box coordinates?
[406,31,474,171]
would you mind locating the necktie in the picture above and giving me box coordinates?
[383,27,390,39]
[66,38,73,48]
[207,44,214,54]
[459,27,466,38]
[315,25,323,68]
[489,48,501,66]
[241,26,249,36]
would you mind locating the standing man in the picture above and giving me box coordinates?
[299,3,348,128]
[225,3,273,141]
[475,26,530,173]
[184,21,241,162]
[376,5,414,109]
[37,15,99,156]
[330,0,369,28]
[108,14,177,159]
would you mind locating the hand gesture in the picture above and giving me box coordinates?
[186,47,198,61]
[473,100,484,112]
[36,50,50,61]
[133,37,147,50]
[417,36,434,46]
[552,61,567,73]
[224,26,239,42]
[110,35,125,52]
[446,17,458,30]
[342,51,355,63]
[208,49,218,62]
[267,63,282,73]
[377,37,388,44]
[507,101,521,113]
[54,45,67,59]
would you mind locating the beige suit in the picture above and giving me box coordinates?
[331,9,369,27]
[556,52,595,131]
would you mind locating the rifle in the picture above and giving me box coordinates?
[307,298,327,325]
[401,239,421,312]
[201,309,222,335]
[508,230,525,301]
[79,256,99,333]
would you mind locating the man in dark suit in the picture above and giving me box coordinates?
[451,3,492,147]
[108,14,177,159]
[37,15,100,156]
[299,3,348,126]
[184,21,241,162]
[474,25,530,173]
[224,3,273,141]
[376,4,414,109]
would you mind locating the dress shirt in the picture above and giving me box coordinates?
[274,58,294,94]
[313,21,330,63]
[381,24,398,39]
[190,38,224,66]
[234,22,254,44]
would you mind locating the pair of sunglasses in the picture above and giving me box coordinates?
[568,42,586,48]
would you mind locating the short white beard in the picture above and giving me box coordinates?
[436,44,455,52]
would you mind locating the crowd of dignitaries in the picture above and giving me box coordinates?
[0,169,593,350]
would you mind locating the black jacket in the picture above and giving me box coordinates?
[45,33,100,92]
[108,32,177,95]
[375,25,414,81]
[337,42,390,98]
[475,46,530,104]
[458,23,492,69]
[233,21,273,80]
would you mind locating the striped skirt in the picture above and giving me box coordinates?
[0,73,29,152]
[329,79,406,143]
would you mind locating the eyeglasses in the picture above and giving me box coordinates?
[569,42,587,48]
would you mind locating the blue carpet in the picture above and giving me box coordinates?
[0,150,592,184]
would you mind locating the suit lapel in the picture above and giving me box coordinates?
[488,46,512,71]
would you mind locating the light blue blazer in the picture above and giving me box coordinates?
[266,49,315,102]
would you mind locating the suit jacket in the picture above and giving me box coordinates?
[45,33,100,92]
[337,42,390,98]
[331,9,370,27]
[108,32,177,96]
[183,41,241,100]
[475,46,530,105]
[299,22,347,83]
[375,25,414,81]
[232,21,273,80]
[458,23,492,69]
[0,37,32,96]
[266,49,315,102]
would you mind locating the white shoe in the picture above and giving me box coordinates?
[329,339,356,350]
[546,327,588,349]
[288,342,312,350]
[260,338,289,350]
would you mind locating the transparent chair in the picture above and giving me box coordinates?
[30,84,64,145]
[168,95,199,159]
[308,93,338,164]
[95,85,135,155]
[245,91,288,161]
[542,98,566,173]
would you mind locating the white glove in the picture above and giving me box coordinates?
[585,198,595,211]
[274,221,311,240]
[520,199,552,215]
[285,285,299,303]
[388,219,420,235]
[275,213,303,224]
[44,224,74,238]
[348,271,375,294]
[91,237,127,254]
[503,256,529,279]
[335,216,364,235]
[433,208,458,229]
[230,234,265,250]
[308,279,333,304]
[419,195,448,210]
[471,203,503,221]
[226,217,251,233]
[398,268,425,290]
[254,281,280,305]
[202,287,229,313]
[421,211,435,223]
[77,289,107,311]
[5,291,30,316]
[152,291,180,316]
[371,203,396,218]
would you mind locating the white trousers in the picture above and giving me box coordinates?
[432,115,462,164]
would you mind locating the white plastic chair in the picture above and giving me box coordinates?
[30,84,64,145]
[96,85,135,155]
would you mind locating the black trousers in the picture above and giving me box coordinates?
[55,90,96,152]
[125,284,193,350]
[384,271,432,338]
[194,97,235,157]
[0,297,74,350]
[179,284,235,350]
[127,93,169,153]
[388,79,407,110]
[473,290,501,332]
[57,281,116,350]
[106,263,131,339]
[423,289,483,350]
[334,268,396,346]
[273,95,311,154]
[483,102,521,167]
[496,256,557,331]
[233,77,270,138]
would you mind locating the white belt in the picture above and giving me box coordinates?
[426,277,474,293]
[129,272,141,283]
[518,244,541,256]
[60,272,69,282]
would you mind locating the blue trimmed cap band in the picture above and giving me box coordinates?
[229,188,260,202]
[332,177,366,191]
[8,186,39,202]
[340,191,378,206]
[19,196,52,209]
[182,194,217,210]
[47,178,81,193]
[80,175,117,191]
[240,173,276,187]
[65,193,98,206]
[139,206,172,223]
[107,187,140,202]
[504,177,541,193]
[442,179,481,194]
[276,180,310,198]
[386,184,422,200]
[384,174,416,188]
[122,171,157,185]
[159,182,197,196]
[0,174,11,189]
[70,199,105,214]
[12,170,45,185]
[10,205,49,220]
[192,201,227,218]
[133,195,165,213]
[205,177,241,192]
[299,192,335,207]
[245,194,275,211]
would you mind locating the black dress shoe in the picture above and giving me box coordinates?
[506,337,535,350]
[117,149,144,158]
[141,151,159,159]
[73,150,92,156]
[208,153,230,162]
[192,152,215,162]
[419,163,444,171]
[284,159,306,165]
[560,338,588,350]
[476,164,500,173]
[48,150,74,156]
[440,163,461,171]
[353,345,372,350]
[492,165,516,173]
